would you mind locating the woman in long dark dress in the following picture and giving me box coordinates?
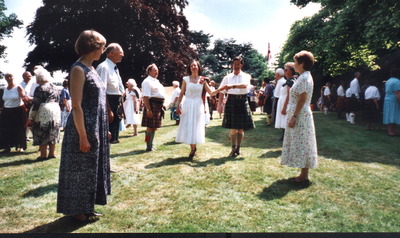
[57,30,110,221]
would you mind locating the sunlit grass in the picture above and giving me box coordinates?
[0,112,399,233]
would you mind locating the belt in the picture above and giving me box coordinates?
[228,94,247,99]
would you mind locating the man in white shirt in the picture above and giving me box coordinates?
[336,80,346,119]
[271,68,285,124]
[363,81,381,130]
[141,64,166,151]
[323,82,331,115]
[96,43,125,144]
[218,56,255,157]
[169,80,181,125]
[20,71,38,141]
[348,71,361,124]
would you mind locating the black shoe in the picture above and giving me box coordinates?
[0,148,11,154]
[146,147,156,151]
[36,156,47,161]
[229,149,236,157]
[47,155,56,159]
[189,148,197,158]
[235,148,240,156]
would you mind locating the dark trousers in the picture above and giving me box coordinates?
[107,95,122,142]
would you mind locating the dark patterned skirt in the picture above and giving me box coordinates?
[363,99,379,123]
[222,94,255,130]
[141,98,164,128]
[0,105,27,150]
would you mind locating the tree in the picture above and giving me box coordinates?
[282,0,400,77]
[25,0,196,85]
[197,37,271,83]
[0,0,23,60]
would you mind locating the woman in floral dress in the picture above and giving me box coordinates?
[29,67,61,160]
[281,51,318,185]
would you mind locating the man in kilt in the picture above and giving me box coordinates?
[217,56,255,157]
[141,64,166,151]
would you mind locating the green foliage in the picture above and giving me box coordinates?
[0,0,23,59]
[191,33,272,83]
[282,0,400,77]
[25,0,195,86]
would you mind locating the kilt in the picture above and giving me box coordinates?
[363,99,379,123]
[222,94,255,130]
[142,98,164,128]
[348,95,360,112]
[0,105,27,150]
[336,96,345,112]
[323,96,330,108]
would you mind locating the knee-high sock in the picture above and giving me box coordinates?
[236,133,243,147]
[145,132,155,148]
[230,134,237,149]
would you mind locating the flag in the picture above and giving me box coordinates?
[267,42,271,62]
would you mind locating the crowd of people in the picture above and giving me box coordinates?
[317,69,400,135]
[0,29,399,222]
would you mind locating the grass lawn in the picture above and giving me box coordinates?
[0,111,399,233]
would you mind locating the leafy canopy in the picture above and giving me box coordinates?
[0,0,23,60]
[25,0,196,85]
[282,0,400,77]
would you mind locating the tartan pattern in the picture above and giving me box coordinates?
[363,99,379,123]
[222,94,255,130]
[141,98,164,128]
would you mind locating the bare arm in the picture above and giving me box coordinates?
[287,92,307,128]
[175,80,187,115]
[204,82,224,96]
[395,91,400,104]
[70,66,91,153]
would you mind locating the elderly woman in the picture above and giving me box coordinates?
[123,78,141,136]
[275,62,295,142]
[0,73,27,153]
[383,68,400,136]
[169,80,181,125]
[281,50,318,185]
[28,67,61,160]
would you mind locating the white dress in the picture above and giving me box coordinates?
[123,88,140,125]
[176,76,208,144]
[275,83,289,129]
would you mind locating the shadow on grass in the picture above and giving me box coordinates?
[258,179,311,201]
[22,183,58,198]
[145,156,245,169]
[24,216,97,233]
[0,158,42,168]
[259,150,282,159]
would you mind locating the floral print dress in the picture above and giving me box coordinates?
[281,71,318,169]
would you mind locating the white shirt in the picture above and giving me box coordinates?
[96,58,124,95]
[3,86,23,108]
[141,75,165,99]
[273,77,285,98]
[170,87,181,104]
[20,79,39,98]
[350,78,361,99]
[337,85,345,97]
[323,87,331,96]
[364,86,381,100]
[220,71,251,95]
[345,88,352,98]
